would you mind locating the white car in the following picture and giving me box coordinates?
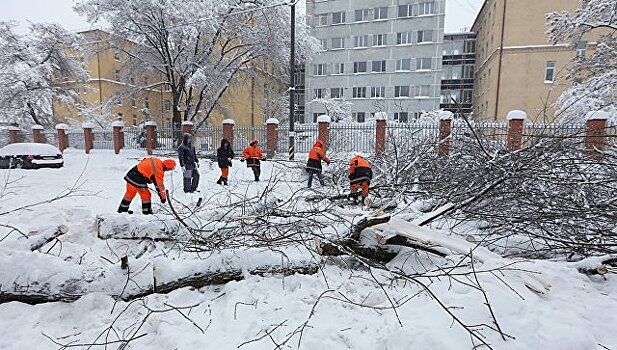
[0,143,64,169]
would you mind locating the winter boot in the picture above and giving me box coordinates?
[118,198,131,213]
[216,176,223,185]
[142,201,153,215]
[223,177,228,186]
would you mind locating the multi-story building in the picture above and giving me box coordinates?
[54,30,287,128]
[305,0,445,123]
[472,0,587,121]
[440,32,476,115]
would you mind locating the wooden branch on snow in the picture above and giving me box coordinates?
[29,225,68,251]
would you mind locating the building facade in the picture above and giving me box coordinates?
[440,32,476,115]
[472,0,586,122]
[305,0,445,123]
[54,30,286,128]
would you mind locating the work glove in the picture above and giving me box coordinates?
[326,159,331,165]
[161,197,167,204]
[196,162,200,168]
[227,158,232,162]
[261,157,267,161]
[240,158,245,162]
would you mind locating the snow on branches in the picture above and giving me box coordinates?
[0,22,89,128]
[547,0,617,123]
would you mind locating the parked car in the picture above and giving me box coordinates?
[0,143,64,169]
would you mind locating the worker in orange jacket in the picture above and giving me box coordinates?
[348,155,372,203]
[242,139,265,181]
[306,139,330,188]
[118,157,176,215]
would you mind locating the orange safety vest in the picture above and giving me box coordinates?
[136,157,167,200]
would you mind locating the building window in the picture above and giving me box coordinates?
[117,113,123,120]
[372,34,387,46]
[394,112,409,122]
[545,61,556,83]
[313,63,326,76]
[397,32,412,45]
[313,88,326,99]
[114,69,121,81]
[371,60,386,73]
[394,86,410,98]
[464,39,476,54]
[333,63,345,75]
[417,2,435,16]
[355,9,371,22]
[353,112,366,123]
[373,7,388,20]
[414,85,431,98]
[370,86,385,98]
[416,58,432,71]
[164,99,171,111]
[319,39,328,51]
[417,30,434,43]
[463,65,475,79]
[131,97,137,107]
[116,96,122,106]
[144,96,149,109]
[332,37,345,50]
[332,11,345,25]
[353,35,369,48]
[353,61,367,73]
[352,87,367,98]
[313,113,320,123]
[576,41,587,57]
[113,49,121,61]
[462,89,473,103]
[330,87,344,99]
[398,4,411,18]
[132,114,137,126]
[316,14,328,26]
[396,59,412,71]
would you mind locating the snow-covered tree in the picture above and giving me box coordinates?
[75,0,317,130]
[309,97,353,122]
[0,22,89,128]
[547,0,617,123]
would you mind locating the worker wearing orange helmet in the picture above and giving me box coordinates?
[242,138,265,181]
[348,155,372,203]
[306,139,330,188]
[118,157,176,215]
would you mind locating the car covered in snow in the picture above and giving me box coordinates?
[0,143,64,169]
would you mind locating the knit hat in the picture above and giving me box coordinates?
[163,159,177,170]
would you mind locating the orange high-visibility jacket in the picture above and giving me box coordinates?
[348,155,372,185]
[307,140,330,172]
[136,157,168,200]
[243,145,264,167]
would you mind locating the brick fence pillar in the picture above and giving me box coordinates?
[112,121,124,155]
[266,118,279,159]
[82,122,95,154]
[8,127,20,144]
[585,111,609,158]
[181,121,194,135]
[439,111,453,156]
[223,119,235,148]
[506,110,527,151]
[32,125,44,143]
[375,112,387,156]
[317,115,331,150]
[145,121,157,155]
[55,124,69,152]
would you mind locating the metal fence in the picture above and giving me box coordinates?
[2,122,617,155]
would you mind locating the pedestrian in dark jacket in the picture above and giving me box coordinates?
[216,138,235,185]
[178,133,200,193]
[306,139,330,188]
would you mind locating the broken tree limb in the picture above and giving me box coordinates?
[29,225,69,251]
[350,216,391,240]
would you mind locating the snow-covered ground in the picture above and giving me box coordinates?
[1,149,616,350]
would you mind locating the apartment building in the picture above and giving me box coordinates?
[305,0,445,123]
[440,32,476,115]
[472,0,585,121]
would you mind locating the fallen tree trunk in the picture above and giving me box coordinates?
[29,225,69,251]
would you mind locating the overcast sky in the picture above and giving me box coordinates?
[0,0,484,34]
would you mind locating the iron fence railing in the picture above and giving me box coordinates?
[1,122,616,155]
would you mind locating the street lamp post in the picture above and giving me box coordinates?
[288,2,296,161]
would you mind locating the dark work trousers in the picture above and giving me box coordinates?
[251,166,261,181]
[307,170,325,188]
[183,168,200,192]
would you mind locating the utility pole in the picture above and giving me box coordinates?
[288,2,296,161]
